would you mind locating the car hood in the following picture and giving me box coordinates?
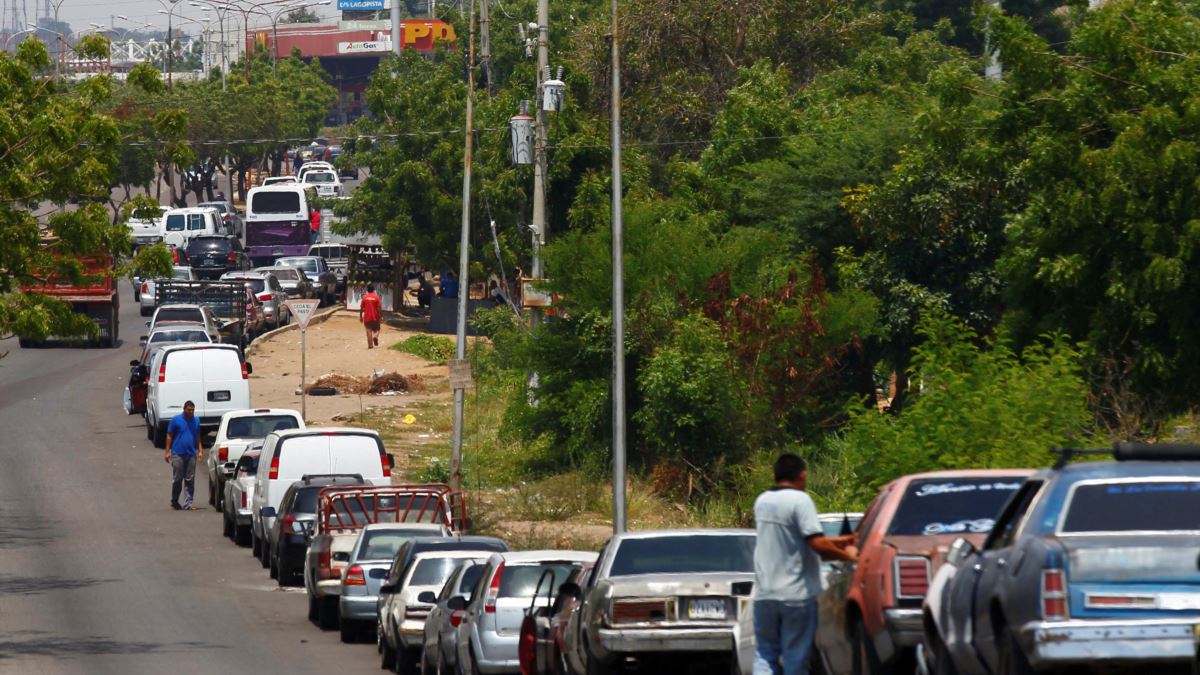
[601,572,755,597]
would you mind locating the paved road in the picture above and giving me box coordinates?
[0,283,380,674]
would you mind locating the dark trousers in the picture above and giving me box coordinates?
[170,454,197,508]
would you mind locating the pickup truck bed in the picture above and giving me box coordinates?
[156,279,247,348]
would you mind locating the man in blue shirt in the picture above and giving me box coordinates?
[438,270,459,299]
[753,453,857,675]
[164,400,204,510]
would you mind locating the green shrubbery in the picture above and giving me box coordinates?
[391,334,456,363]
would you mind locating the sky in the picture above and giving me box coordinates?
[3,0,342,36]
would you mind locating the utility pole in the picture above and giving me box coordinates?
[449,0,476,494]
[529,0,548,289]
[478,0,491,93]
[609,0,626,535]
[390,0,400,55]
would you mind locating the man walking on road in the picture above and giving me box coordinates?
[753,453,857,675]
[164,401,204,511]
[360,283,382,349]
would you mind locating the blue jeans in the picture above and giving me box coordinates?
[753,599,817,675]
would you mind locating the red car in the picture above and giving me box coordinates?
[814,469,1035,674]
[519,563,594,675]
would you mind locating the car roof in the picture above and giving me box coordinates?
[492,550,598,564]
[157,343,240,356]
[272,427,381,439]
[882,468,1037,490]
[222,271,267,279]
[609,528,755,542]
[277,256,320,262]
[288,475,366,490]
[221,408,300,420]
[164,207,219,214]
[360,522,448,533]
[406,536,508,551]
[149,322,208,333]
[1035,460,1200,482]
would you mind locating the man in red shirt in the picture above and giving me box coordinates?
[359,283,382,348]
[309,208,321,245]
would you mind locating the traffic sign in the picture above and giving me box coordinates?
[286,299,322,330]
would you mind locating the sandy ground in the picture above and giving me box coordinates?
[246,310,451,424]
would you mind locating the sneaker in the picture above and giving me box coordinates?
[374,337,380,346]
[170,503,182,510]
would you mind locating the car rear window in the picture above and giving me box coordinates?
[237,453,260,474]
[268,268,299,281]
[609,534,755,576]
[499,563,580,598]
[888,477,1025,536]
[291,483,368,514]
[165,214,185,231]
[227,415,300,439]
[360,531,424,561]
[234,278,266,293]
[305,171,336,184]
[278,258,319,273]
[251,191,301,214]
[409,557,461,587]
[187,237,230,254]
[172,268,192,280]
[1061,480,1200,533]
[155,307,203,323]
[150,330,209,344]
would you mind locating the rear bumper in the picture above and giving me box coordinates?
[338,594,379,622]
[884,608,923,646]
[234,508,252,525]
[1020,618,1200,666]
[595,626,735,655]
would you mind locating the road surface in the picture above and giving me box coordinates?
[0,283,380,674]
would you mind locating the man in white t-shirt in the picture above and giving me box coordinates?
[753,453,858,675]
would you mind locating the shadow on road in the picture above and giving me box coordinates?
[0,575,119,595]
[0,630,225,660]
[0,521,56,549]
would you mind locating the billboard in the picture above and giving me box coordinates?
[338,40,390,53]
[337,0,386,9]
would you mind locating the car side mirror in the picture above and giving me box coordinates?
[260,506,276,519]
[558,582,583,602]
[446,596,468,611]
[244,362,253,375]
[139,335,149,346]
[417,591,437,604]
[130,359,141,367]
[145,321,151,327]
[946,537,978,566]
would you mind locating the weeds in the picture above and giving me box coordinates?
[392,334,456,362]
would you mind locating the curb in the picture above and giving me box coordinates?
[246,304,343,358]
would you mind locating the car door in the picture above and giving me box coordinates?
[817,492,886,674]
[967,480,1044,669]
[459,558,494,665]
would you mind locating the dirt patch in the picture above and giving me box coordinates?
[307,371,425,395]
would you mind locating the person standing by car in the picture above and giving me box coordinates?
[164,400,204,511]
[317,268,338,307]
[753,453,857,675]
[308,207,321,245]
[360,283,382,349]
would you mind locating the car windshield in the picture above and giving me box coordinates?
[609,534,756,576]
[278,258,318,273]
[150,329,209,344]
[305,172,336,184]
[500,563,580,598]
[226,415,300,439]
[251,191,301,214]
[410,557,461,587]
[360,531,422,561]
[172,268,192,280]
[155,307,203,323]
[1061,480,1200,533]
[888,477,1025,536]
[821,516,861,537]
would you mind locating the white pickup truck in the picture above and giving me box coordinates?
[128,216,163,248]
[206,408,304,511]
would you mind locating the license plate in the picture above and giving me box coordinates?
[208,390,231,402]
[688,598,727,620]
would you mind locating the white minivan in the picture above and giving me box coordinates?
[160,207,224,248]
[250,428,393,556]
[145,344,252,449]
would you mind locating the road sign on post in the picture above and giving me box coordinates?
[285,300,323,420]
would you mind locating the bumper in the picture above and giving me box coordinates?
[398,619,429,648]
[339,594,379,622]
[474,633,519,673]
[596,626,735,654]
[884,608,923,647]
[1021,618,1200,666]
[313,578,342,598]
[140,294,156,309]
[234,508,252,525]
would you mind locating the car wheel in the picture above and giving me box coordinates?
[146,418,155,441]
[397,647,419,674]
[380,626,397,670]
[851,619,887,675]
[996,621,1034,675]
[139,306,151,317]
[208,480,216,507]
[318,596,339,630]
[928,630,959,675]
[584,650,610,675]
[309,593,320,622]
[152,423,167,449]
[235,523,250,546]
[260,542,271,569]
[341,619,359,644]
[251,530,262,557]
[223,511,234,538]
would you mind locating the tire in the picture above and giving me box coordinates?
[308,593,320,622]
[995,621,1034,675]
[223,511,234,538]
[851,619,886,675]
[146,418,155,441]
[380,625,397,671]
[318,596,339,630]
[152,423,167,449]
[208,480,216,507]
[259,540,271,569]
[341,618,359,644]
[397,648,419,675]
[929,630,959,675]
[584,651,610,675]
[251,530,262,558]
[17,337,31,348]
[140,306,152,317]
[269,554,279,580]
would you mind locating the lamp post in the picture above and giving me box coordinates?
[155,0,185,93]
[609,0,626,535]
[115,15,158,68]
[4,25,37,51]
[189,0,230,89]
[269,0,328,75]
[217,0,297,84]
[172,14,212,75]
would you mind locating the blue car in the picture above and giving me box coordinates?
[922,443,1200,675]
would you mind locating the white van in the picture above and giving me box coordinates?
[245,185,318,262]
[160,207,224,248]
[250,428,393,552]
[300,167,343,198]
[145,344,252,449]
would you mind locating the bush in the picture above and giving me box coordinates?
[391,334,456,362]
[831,310,1093,506]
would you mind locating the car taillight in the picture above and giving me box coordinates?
[240,492,247,508]
[518,615,537,675]
[241,362,249,380]
[218,446,228,462]
[282,514,300,535]
[172,249,182,263]
[380,450,391,478]
[141,281,149,293]
[484,563,504,613]
[895,556,931,599]
[318,547,332,579]
[1042,570,1068,621]
[158,362,167,383]
[268,453,279,479]
[344,564,366,586]
[258,293,273,302]
[226,251,237,264]
[449,610,464,628]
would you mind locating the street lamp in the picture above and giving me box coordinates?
[268,0,329,75]
[154,0,185,93]
[189,0,231,89]
[172,14,213,75]
[215,0,299,84]
[114,16,157,65]
[4,26,38,51]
